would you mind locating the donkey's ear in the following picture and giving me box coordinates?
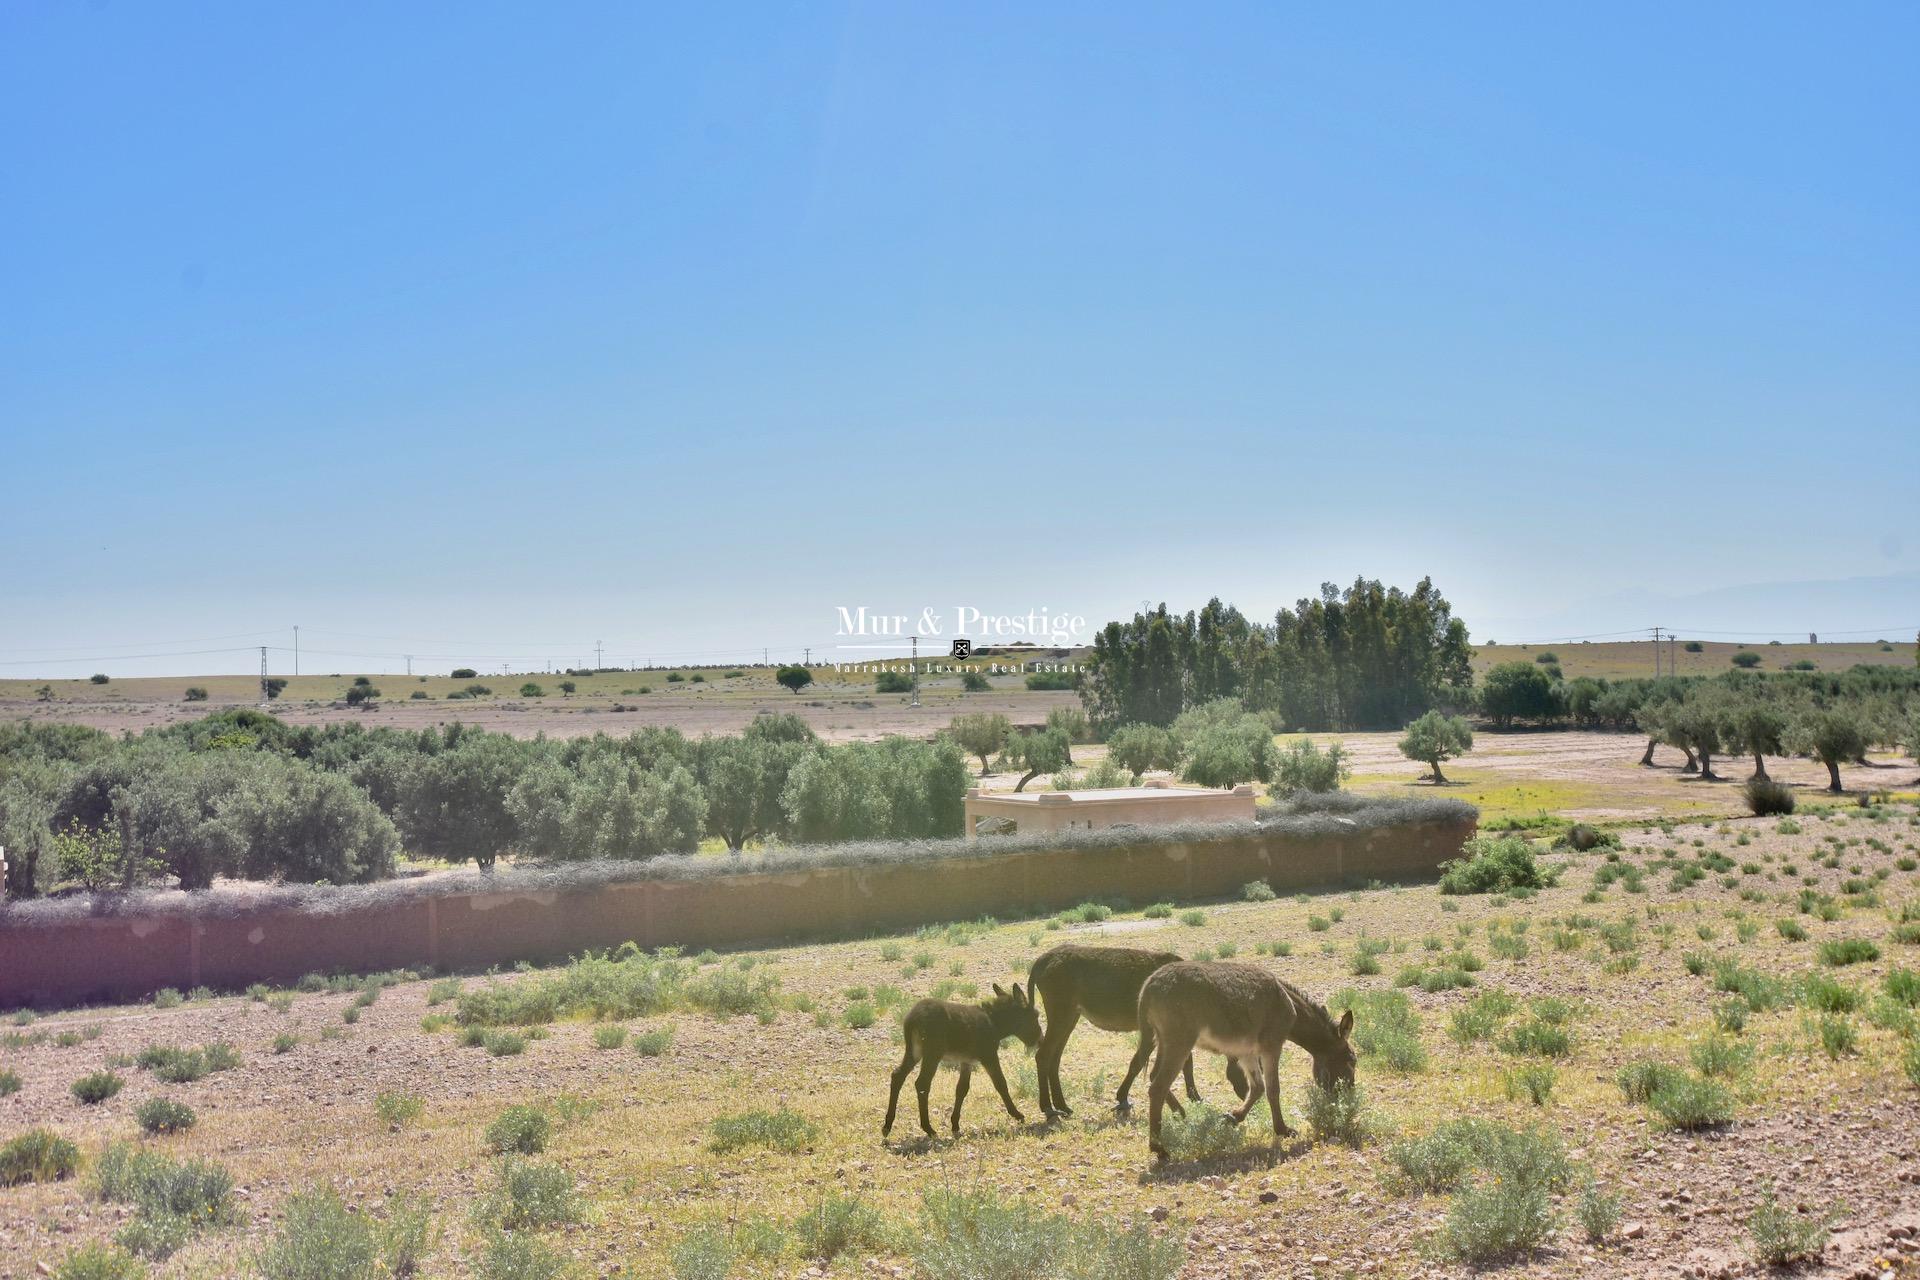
[992,983,1007,999]
[1337,1009,1355,1038]
[1013,983,1028,1005]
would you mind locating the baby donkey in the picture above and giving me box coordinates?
[883,983,1042,1139]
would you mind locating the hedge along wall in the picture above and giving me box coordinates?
[0,801,1476,1009]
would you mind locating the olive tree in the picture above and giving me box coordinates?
[508,755,706,860]
[396,734,531,871]
[697,735,809,851]
[949,713,1012,776]
[1720,691,1790,779]
[1478,662,1558,729]
[1789,705,1872,793]
[1179,716,1276,788]
[1105,723,1182,777]
[1397,710,1473,784]
[1002,727,1071,793]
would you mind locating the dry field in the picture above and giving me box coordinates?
[0,670,1076,744]
[5,802,1920,1279]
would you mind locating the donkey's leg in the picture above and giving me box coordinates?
[981,1051,1025,1124]
[1116,1027,1156,1112]
[950,1064,973,1135]
[1228,1055,1265,1124]
[1224,1057,1250,1101]
[1181,1052,1202,1103]
[914,1057,940,1138]
[1145,1030,1195,1162]
[883,1045,917,1138]
[1036,1000,1079,1118]
[1264,1051,1291,1139]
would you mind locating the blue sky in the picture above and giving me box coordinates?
[3,3,1916,676]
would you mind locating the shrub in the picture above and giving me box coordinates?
[1886,967,1920,1006]
[0,1128,80,1185]
[1178,909,1207,927]
[0,1068,19,1096]
[452,668,477,680]
[1617,1060,1687,1103]
[794,1191,887,1260]
[94,1142,236,1258]
[1576,1180,1622,1242]
[1142,903,1174,919]
[1439,836,1554,895]
[1731,651,1762,668]
[477,1228,573,1280]
[875,671,913,694]
[273,1033,298,1054]
[1330,989,1426,1073]
[255,1185,376,1280]
[485,1105,551,1155]
[1302,1082,1374,1146]
[91,673,109,684]
[1743,776,1796,817]
[1504,1064,1556,1105]
[1818,937,1880,966]
[1777,918,1809,941]
[374,1091,425,1127]
[633,1026,675,1057]
[914,1187,1068,1279]
[1690,1034,1753,1078]
[708,1106,816,1154]
[482,1030,526,1056]
[1813,1013,1858,1057]
[52,1244,148,1280]
[1155,1101,1253,1162]
[1748,1185,1828,1266]
[1241,879,1276,902]
[591,1024,628,1050]
[1498,1020,1570,1058]
[182,687,208,703]
[519,683,545,698]
[478,1158,579,1230]
[670,1227,734,1280]
[1648,1075,1735,1129]
[134,1098,196,1135]
[1272,738,1348,794]
[72,1070,125,1104]
[1024,670,1074,691]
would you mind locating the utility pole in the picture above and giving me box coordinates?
[803,647,811,666]
[259,646,270,707]
[595,640,603,669]
[763,647,769,667]
[909,636,921,708]
[1650,626,1663,679]
[405,654,413,676]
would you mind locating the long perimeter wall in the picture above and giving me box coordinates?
[0,811,1476,1009]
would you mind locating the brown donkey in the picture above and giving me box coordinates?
[1129,961,1355,1161]
[1027,943,1247,1117]
[883,983,1042,1140]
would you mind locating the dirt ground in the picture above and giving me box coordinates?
[4,803,1919,1279]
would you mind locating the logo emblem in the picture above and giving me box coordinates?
[950,639,972,659]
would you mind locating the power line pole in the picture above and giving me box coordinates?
[1650,626,1663,678]
[909,636,921,708]
[595,640,603,668]
[405,654,413,676]
[803,647,811,666]
[259,646,270,707]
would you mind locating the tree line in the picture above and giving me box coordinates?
[1079,578,1475,733]
[0,712,968,898]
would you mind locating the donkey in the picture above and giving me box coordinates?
[1129,961,1356,1161]
[1027,943,1248,1117]
[883,983,1043,1140]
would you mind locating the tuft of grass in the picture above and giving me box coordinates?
[1576,1180,1623,1242]
[1178,909,1207,927]
[1747,1185,1828,1266]
[1812,1013,1858,1058]
[94,1142,237,1259]
[1498,1020,1571,1058]
[1504,1064,1557,1105]
[482,1029,526,1057]
[591,1024,628,1050]
[842,1002,877,1030]
[793,1192,888,1260]
[669,1227,734,1280]
[134,1099,196,1136]
[633,1026,675,1057]
[1241,879,1277,902]
[0,1068,20,1096]
[476,1159,579,1231]
[1154,1100,1254,1162]
[1142,903,1174,919]
[0,1128,81,1186]
[374,1091,425,1128]
[1817,937,1880,966]
[485,1105,551,1155]
[708,1106,816,1155]
[1617,1060,1687,1103]
[71,1071,125,1104]
[272,1032,299,1054]
[1647,1074,1736,1130]
[1331,989,1426,1073]
[51,1244,149,1280]
[1689,1034,1753,1078]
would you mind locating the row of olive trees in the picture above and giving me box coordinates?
[0,712,972,896]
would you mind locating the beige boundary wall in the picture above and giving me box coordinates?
[0,808,1476,1009]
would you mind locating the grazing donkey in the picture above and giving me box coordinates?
[1027,943,1247,1117]
[1129,961,1356,1161]
[883,983,1042,1140]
